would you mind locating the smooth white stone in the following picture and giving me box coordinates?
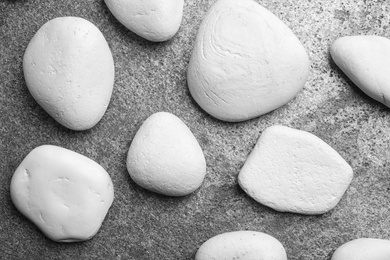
[10,145,114,242]
[331,35,390,108]
[332,238,390,260]
[23,17,115,131]
[238,125,353,215]
[104,0,184,42]
[187,0,310,122]
[126,112,206,196]
[196,231,287,260]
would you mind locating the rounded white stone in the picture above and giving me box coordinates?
[332,238,390,260]
[126,112,206,196]
[238,125,353,215]
[331,35,390,108]
[104,0,184,42]
[10,145,114,242]
[23,17,115,131]
[187,0,310,122]
[195,231,287,260]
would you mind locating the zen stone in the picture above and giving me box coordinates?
[187,0,310,122]
[331,35,390,108]
[238,125,353,215]
[126,112,206,196]
[23,17,115,131]
[10,145,114,242]
[196,231,287,260]
[104,0,184,42]
[332,238,390,260]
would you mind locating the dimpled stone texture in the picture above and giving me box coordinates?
[10,145,114,242]
[1,0,390,259]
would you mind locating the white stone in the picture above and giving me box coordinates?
[195,231,287,260]
[332,238,390,260]
[126,112,206,196]
[104,0,184,42]
[187,0,310,122]
[331,35,390,108]
[238,125,353,215]
[10,145,114,242]
[23,17,115,131]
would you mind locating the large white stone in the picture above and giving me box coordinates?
[187,0,310,122]
[23,17,115,131]
[10,145,114,242]
[196,231,287,260]
[126,112,206,196]
[238,125,353,215]
[332,238,390,260]
[331,35,390,108]
[104,0,184,42]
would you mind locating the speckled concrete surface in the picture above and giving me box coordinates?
[1,0,390,259]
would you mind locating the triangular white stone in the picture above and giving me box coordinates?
[127,112,206,196]
[188,0,310,122]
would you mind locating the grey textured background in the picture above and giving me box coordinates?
[1,0,390,259]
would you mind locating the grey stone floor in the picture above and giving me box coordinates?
[1,0,390,259]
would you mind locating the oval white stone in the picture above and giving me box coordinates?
[238,125,353,214]
[104,0,184,42]
[23,17,115,131]
[10,145,114,242]
[126,112,206,196]
[332,238,390,260]
[187,0,310,122]
[331,35,390,108]
[196,231,287,260]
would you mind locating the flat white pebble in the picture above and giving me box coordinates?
[187,0,310,122]
[23,17,115,130]
[126,112,206,196]
[238,125,353,215]
[331,35,390,108]
[10,145,114,242]
[104,0,184,42]
[332,238,390,260]
[195,231,287,260]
